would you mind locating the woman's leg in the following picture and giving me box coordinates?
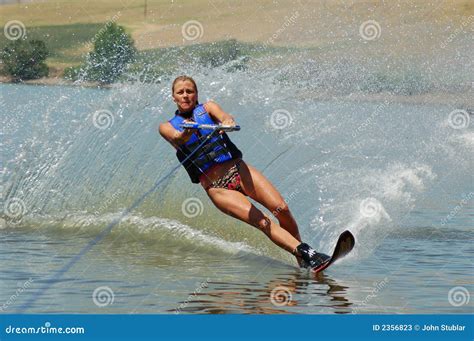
[205,187,301,254]
[237,161,302,243]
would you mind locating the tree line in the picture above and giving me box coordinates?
[1,23,135,84]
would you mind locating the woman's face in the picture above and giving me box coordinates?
[172,80,197,112]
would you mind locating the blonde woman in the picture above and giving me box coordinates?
[159,76,330,269]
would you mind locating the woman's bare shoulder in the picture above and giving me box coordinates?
[158,121,174,138]
[203,100,222,113]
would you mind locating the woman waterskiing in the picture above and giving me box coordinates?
[159,75,329,270]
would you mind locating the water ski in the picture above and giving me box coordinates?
[311,230,355,273]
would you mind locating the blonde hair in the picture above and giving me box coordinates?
[172,75,198,94]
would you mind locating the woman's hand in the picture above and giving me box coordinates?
[181,119,195,138]
[221,116,236,127]
[220,116,236,134]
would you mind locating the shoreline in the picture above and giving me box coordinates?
[1,75,472,107]
[0,75,110,89]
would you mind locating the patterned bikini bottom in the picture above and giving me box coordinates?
[206,160,245,194]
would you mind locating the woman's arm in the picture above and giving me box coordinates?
[158,122,194,148]
[204,101,236,126]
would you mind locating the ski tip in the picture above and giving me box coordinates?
[342,230,355,246]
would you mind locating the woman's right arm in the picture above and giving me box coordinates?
[158,122,194,148]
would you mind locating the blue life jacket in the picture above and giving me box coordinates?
[168,103,242,183]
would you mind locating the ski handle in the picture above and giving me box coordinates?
[180,122,241,132]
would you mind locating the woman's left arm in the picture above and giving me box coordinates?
[204,101,236,126]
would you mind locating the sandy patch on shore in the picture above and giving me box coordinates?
[1,0,473,49]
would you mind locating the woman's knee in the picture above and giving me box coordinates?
[250,210,272,235]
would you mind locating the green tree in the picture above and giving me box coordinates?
[0,39,49,81]
[83,23,136,84]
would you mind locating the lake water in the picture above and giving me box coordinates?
[0,57,473,314]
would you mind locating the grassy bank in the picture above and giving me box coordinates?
[0,0,472,95]
[0,18,288,81]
